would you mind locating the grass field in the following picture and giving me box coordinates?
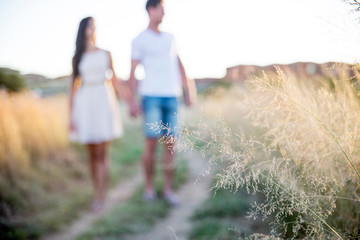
[189,183,267,240]
[2,64,360,240]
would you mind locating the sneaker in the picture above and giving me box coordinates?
[143,191,157,202]
[164,193,180,207]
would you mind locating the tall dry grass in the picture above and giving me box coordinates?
[176,65,360,239]
[0,92,91,239]
[0,92,69,176]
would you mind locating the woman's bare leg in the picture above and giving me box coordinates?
[98,142,110,203]
[86,142,109,205]
[87,144,100,201]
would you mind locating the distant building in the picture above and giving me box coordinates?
[224,62,356,82]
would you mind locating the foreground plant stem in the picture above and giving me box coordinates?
[253,167,343,240]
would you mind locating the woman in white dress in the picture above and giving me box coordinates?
[69,17,124,212]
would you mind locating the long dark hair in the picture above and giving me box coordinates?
[72,17,93,82]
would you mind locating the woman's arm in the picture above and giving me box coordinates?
[68,73,77,131]
[108,51,131,102]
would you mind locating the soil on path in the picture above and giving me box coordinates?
[44,150,213,240]
[43,170,142,240]
[124,151,214,240]
[44,149,270,240]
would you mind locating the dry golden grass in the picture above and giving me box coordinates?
[0,92,69,175]
[177,64,360,239]
[238,66,360,238]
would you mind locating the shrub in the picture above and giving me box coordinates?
[0,69,25,92]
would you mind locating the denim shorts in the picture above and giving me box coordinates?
[141,96,179,138]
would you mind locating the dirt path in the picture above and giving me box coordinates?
[124,151,214,240]
[43,170,142,240]
[44,151,213,240]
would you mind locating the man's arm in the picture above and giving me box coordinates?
[128,59,141,117]
[129,59,140,98]
[178,57,197,106]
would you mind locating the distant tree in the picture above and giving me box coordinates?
[0,70,4,88]
[0,69,25,92]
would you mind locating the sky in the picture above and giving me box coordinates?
[1,0,360,79]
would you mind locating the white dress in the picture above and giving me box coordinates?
[70,49,123,144]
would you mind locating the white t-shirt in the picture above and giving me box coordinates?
[131,29,182,97]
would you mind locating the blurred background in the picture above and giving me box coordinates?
[1,0,360,240]
[1,0,360,84]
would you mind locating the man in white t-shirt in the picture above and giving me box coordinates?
[128,0,197,206]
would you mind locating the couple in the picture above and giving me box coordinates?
[69,0,197,212]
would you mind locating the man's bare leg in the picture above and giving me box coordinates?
[143,138,158,196]
[162,140,175,195]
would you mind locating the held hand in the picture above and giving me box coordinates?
[69,120,77,132]
[129,101,141,118]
